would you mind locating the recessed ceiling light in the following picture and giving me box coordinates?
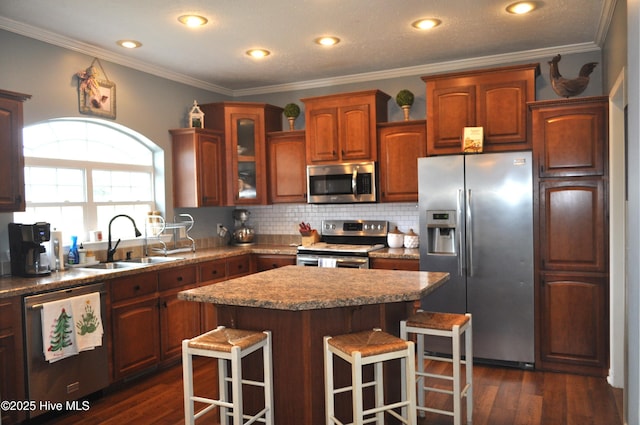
[246,49,271,59]
[411,18,442,30]
[117,40,142,49]
[315,36,340,46]
[506,2,538,14]
[178,14,208,27]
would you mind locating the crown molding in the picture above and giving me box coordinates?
[0,16,234,96]
[1,16,601,98]
[234,42,601,97]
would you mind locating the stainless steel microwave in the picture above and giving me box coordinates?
[306,161,377,204]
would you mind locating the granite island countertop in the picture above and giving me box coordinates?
[178,265,447,311]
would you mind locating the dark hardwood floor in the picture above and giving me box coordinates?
[30,358,623,425]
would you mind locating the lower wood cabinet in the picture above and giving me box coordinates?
[159,266,200,363]
[227,254,252,277]
[0,297,25,425]
[199,255,253,331]
[370,257,419,271]
[253,254,296,272]
[110,271,160,381]
[537,272,609,376]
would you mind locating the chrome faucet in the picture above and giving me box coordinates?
[107,214,142,262]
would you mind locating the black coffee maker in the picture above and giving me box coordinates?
[8,222,51,277]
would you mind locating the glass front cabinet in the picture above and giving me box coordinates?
[200,102,283,205]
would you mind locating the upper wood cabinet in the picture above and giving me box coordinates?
[377,120,426,202]
[529,96,608,178]
[422,63,539,156]
[170,128,224,207]
[267,130,307,203]
[301,90,390,163]
[0,90,31,212]
[200,102,283,205]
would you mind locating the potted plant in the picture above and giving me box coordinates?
[395,89,415,121]
[283,103,301,130]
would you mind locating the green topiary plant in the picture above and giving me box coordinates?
[283,103,301,118]
[395,89,415,107]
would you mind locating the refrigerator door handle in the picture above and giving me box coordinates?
[466,189,473,277]
[457,189,465,276]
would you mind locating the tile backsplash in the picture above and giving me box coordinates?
[244,202,420,236]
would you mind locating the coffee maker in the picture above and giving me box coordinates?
[8,222,52,277]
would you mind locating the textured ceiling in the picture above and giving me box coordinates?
[0,0,611,95]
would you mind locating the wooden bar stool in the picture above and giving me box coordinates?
[182,326,274,425]
[400,311,472,425]
[324,328,417,425]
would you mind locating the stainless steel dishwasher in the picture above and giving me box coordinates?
[23,282,108,419]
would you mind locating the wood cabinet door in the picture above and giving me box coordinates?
[339,104,371,160]
[539,178,607,272]
[378,121,426,202]
[307,107,339,162]
[159,291,201,362]
[426,84,476,155]
[228,110,267,205]
[254,254,296,272]
[532,98,608,178]
[370,257,419,271]
[111,297,160,380]
[267,131,307,203]
[228,254,252,277]
[478,79,529,149]
[0,95,27,212]
[171,128,223,208]
[199,132,223,206]
[538,272,608,375]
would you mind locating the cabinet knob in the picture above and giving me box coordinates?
[134,285,141,291]
[177,276,183,282]
[211,270,218,276]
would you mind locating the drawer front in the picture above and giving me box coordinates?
[110,272,158,303]
[199,260,227,283]
[158,265,197,291]
[228,254,251,277]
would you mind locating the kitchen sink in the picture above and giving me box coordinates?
[122,256,185,264]
[80,261,145,270]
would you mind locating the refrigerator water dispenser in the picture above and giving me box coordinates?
[426,210,457,255]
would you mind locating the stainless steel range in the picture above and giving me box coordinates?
[296,219,388,268]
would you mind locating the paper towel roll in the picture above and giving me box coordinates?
[49,230,64,271]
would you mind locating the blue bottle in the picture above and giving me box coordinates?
[69,236,79,264]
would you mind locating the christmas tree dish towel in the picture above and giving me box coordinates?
[70,292,103,352]
[41,299,78,363]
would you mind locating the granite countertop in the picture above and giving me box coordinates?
[0,244,419,298]
[369,247,420,259]
[178,265,447,311]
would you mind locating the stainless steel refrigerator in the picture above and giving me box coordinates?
[418,151,534,367]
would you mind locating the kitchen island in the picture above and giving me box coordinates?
[179,265,448,424]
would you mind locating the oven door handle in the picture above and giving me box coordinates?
[335,257,368,268]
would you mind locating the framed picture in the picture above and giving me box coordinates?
[78,79,116,119]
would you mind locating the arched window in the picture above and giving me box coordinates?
[13,118,157,243]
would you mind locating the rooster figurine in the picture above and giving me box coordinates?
[549,54,598,98]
